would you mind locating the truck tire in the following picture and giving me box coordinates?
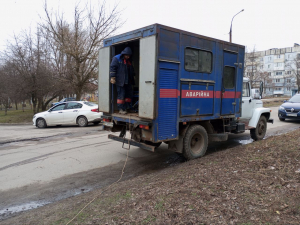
[183,125,208,160]
[250,116,267,141]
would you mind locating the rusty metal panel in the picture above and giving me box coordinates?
[139,35,157,119]
[98,47,110,113]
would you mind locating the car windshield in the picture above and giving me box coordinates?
[288,95,300,103]
[84,102,97,107]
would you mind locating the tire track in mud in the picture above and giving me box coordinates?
[0,140,113,172]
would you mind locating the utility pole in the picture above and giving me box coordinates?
[229,9,244,43]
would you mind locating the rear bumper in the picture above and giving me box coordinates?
[108,134,155,152]
[89,118,102,123]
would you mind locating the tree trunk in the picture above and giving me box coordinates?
[15,101,18,110]
[75,89,82,101]
[32,94,38,114]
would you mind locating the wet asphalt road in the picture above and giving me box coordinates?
[0,107,299,220]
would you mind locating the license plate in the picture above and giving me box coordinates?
[287,113,298,117]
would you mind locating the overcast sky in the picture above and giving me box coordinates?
[1,0,300,52]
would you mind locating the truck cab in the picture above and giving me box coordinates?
[99,24,273,160]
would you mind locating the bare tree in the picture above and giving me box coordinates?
[41,1,123,100]
[285,55,300,92]
[244,47,264,87]
[2,28,66,114]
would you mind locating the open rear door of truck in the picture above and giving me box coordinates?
[98,47,110,113]
[139,35,157,119]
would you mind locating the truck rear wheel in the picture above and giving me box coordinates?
[250,116,267,141]
[183,125,208,160]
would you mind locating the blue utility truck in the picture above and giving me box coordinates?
[98,24,273,160]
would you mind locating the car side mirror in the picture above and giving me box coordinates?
[283,100,287,103]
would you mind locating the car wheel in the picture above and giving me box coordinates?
[183,125,208,160]
[250,116,267,141]
[77,116,88,127]
[36,118,47,128]
[279,117,285,121]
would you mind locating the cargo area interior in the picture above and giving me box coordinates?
[111,40,140,117]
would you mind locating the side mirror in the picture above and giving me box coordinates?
[283,100,287,103]
[259,81,263,97]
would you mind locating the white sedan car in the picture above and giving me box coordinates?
[33,101,102,128]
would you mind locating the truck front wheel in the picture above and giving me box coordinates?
[250,116,267,141]
[183,125,208,160]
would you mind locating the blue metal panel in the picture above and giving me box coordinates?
[180,83,214,116]
[158,28,180,61]
[103,24,157,47]
[157,62,179,140]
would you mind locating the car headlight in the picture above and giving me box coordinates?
[279,106,285,111]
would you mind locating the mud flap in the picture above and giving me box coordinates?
[108,134,155,152]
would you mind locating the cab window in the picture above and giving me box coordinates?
[185,48,212,73]
[242,82,250,97]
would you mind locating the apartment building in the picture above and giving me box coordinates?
[245,44,299,97]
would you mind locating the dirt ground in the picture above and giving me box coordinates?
[2,129,300,225]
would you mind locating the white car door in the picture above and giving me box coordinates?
[63,102,82,123]
[46,104,66,125]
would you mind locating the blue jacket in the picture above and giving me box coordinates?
[110,48,135,87]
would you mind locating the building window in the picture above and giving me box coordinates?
[287,87,291,91]
[276,55,281,59]
[276,63,283,67]
[185,48,212,73]
[260,58,263,62]
[269,88,271,91]
[287,78,291,83]
[275,88,281,90]
[268,57,271,61]
[268,64,271,68]
[286,71,292,75]
[275,79,280,82]
[268,72,271,76]
[275,72,282,75]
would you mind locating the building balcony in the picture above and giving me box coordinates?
[273,90,284,95]
[273,66,285,71]
[274,83,284,86]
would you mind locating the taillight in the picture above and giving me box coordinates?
[103,118,111,122]
[91,108,99,112]
[139,125,150,130]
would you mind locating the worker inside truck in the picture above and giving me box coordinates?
[110,46,136,114]
[109,41,140,115]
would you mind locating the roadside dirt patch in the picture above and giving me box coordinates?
[2,129,300,224]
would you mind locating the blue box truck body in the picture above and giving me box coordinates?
[98,24,247,159]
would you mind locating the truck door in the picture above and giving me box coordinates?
[98,47,110,113]
[139,35,156,119]
[221,51,238,115]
